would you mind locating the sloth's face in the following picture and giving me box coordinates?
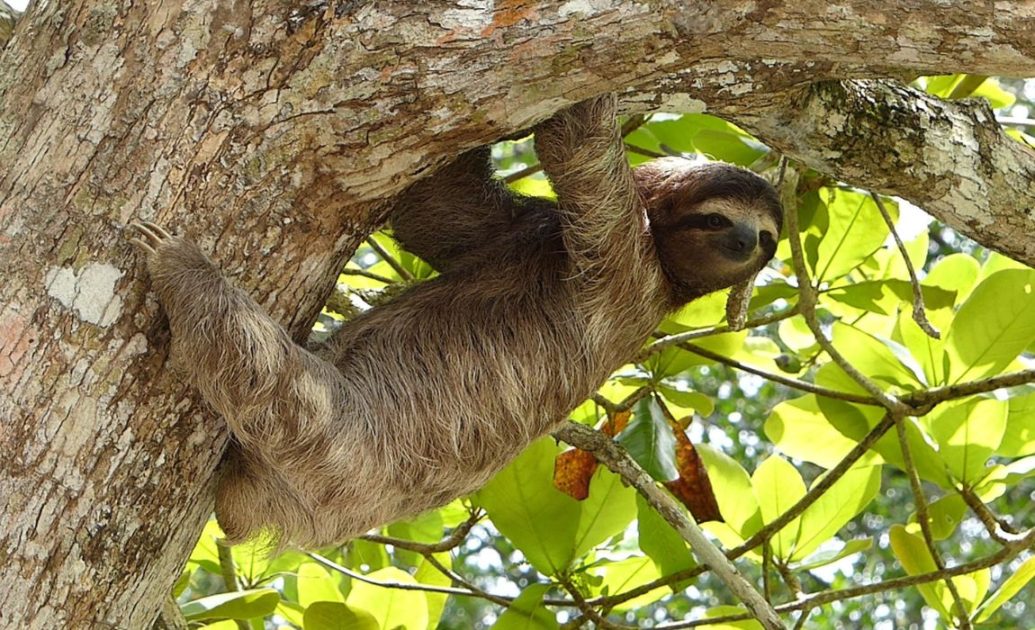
[637,159,783,305]
[652,196,780,302]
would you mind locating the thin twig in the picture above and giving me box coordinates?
[361,510,483,553]
[677,341,876,405]
[958,486,1024,545]
[871,192,940,339]
[340,267,397,284]
[642,304,801,357]
[365,236,413,281]
[420,550,514,608]
[307,552,506,602]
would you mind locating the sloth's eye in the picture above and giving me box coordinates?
[706,214,725,229]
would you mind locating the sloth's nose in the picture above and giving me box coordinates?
[721,224,758,260]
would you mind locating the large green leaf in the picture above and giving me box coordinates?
[636,494,694,577]
[922,397,1008,484]
[946,269,1035,383]
[696,443,761,537]
[792,464,881,561]
[475,438,580,575]
[812,189,891,283]
[616,397,679,482]
[302,602,379,630]
[492,583,558,630]
[572,465,637,559]
[180,589,280,622]
[590,556,663,611]
[415,553,453,630]
[828,322,926,390]
[765,395,877,468]
[345,567,429,630]
[1000,392,1035,457]
[751,456,806,560]
[795,538,872,571]
[975,556,1035,623]
[297,562,344,608]
[888,525,951,618]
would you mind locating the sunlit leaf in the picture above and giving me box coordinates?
[889,524,952,618]
[1000,392,1035,457]
[947,269,1035,383]
[696,444,761,537]
[476,438,581,574]
[590,556,663,611]
[297,562,344,608]
[302,601,378,630]
[752,456,806,560]
[415,553,452,629]
[795,538,872,571]
[922,397,1008,483]
[572,466,637,559]
[974,556,1035,623]
[345,567,429,630]
[793,464,881,561]
[180,589,280,622]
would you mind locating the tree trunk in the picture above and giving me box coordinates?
[0,1,1033,626]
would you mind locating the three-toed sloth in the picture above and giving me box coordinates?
[130,95,782,548]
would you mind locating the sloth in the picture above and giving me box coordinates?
[129,95,782,548]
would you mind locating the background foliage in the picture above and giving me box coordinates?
[170,76,1035,629]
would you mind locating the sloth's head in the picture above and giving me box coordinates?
[636,158,783,305]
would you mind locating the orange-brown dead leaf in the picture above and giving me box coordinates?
[552,410,632,500]
[664,419,723,523]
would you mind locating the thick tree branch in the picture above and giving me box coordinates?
[721,80,1035,267]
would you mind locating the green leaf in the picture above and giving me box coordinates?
[947,269,1035,383]
[415,553,452,630]
[925,494,967,541]
[616,397,679,482]
[658,384,714,417]
[589,556,663,610]
[765,395,874,469]
[975,556,1035,623]
[795,538,872,571]
[813,189,891,283]
[792,464,881,561]
[492,583,559,630]
[696,444,761,537]
[572,465,637,559]
[297,562,344,608]
[302,602,379,630]
[922,397,1008,483]
[637,494,693,577]
[828,322,925,390]
[751,456,806,560]
[180,589,280,622]
[1000,392,1035,457]
[345,567,429,630]
[889,524,951,618]
[475,438,580,575]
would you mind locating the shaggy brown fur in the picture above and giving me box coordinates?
[129,95,782,548]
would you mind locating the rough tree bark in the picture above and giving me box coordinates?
[0,1,1032,627]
